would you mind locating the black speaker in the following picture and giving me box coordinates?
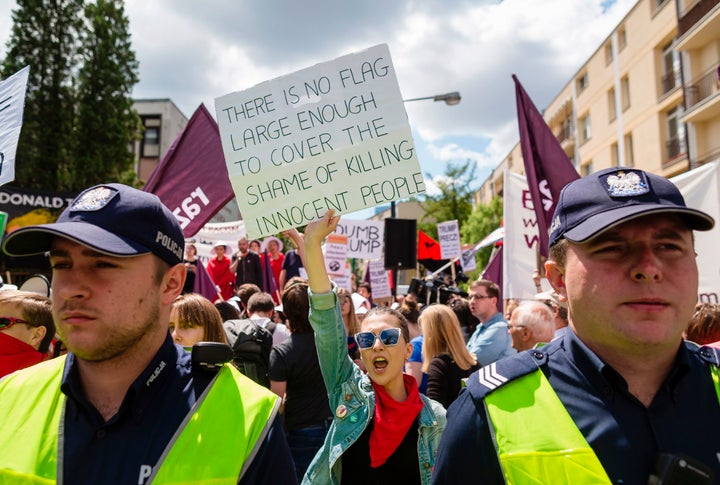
[384,218,417,269]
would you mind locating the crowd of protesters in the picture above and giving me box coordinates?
[2,167,720,483]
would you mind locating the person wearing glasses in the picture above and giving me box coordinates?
[433,168,720,484]
[289,211,446,485]
[0,290,55,378]
[506,300,555,352]
[465,279,515,366]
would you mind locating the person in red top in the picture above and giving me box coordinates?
[263,236,284,302]
[0,289,55,378]
[206,241,235,300]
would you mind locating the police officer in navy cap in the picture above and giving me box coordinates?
[432,168,719,484]
[0,184,296,484]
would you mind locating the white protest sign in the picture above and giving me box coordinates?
[460,247,477,272]
[367,259,392,299]
[0,66,30,187]
[215,44,424,238]
[324,233,349,276]
[331,262,353,291]
[334,218,384,259]
[503,171,547,299]
[189,220,246,266]
[437,220,462,259]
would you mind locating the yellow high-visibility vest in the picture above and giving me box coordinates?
[0,355,280,484]
[484,365,720,484]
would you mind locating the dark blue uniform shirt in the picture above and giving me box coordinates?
[432,328,720,484]
[61,334,296,484]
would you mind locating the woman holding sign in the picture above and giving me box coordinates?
[289,211,445,485]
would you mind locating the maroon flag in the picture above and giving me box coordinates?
[144,104,233,237]
[194,260,221,302]
[513,75,579,257]
[481,246,503,313]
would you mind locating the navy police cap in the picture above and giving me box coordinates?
[2,184,185,266]
[548,167,714,247]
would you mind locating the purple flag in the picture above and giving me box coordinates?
[513,75,579,257]
[481,246,503,313]
[262,250,280,302]
[144,104,234,238]
[194,260,221,302]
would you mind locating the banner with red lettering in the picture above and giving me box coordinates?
[503,171,553,299]
[144,104,233,237]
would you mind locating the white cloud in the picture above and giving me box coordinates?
[0,0,635,182]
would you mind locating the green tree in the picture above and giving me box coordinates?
[461,195,503,276]
[1,0,84,189]
[418,159,478,239]
[68,0,141,191]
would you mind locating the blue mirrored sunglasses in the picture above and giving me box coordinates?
[354,328,402,350]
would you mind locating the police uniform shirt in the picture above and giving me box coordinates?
[432,328,720,484]
[61,334,296,484]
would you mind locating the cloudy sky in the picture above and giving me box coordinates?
[0,0,634,202]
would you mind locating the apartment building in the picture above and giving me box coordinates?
[131,99,188,183]
[475,0,720,205]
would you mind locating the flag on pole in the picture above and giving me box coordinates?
[417,230,442,260]
[144,104,233,237]
[0,66,30,187]
[481,245,503,313]
[513,74,579,257]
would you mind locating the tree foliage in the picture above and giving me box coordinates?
[1,0,84,189]
[68,0,141,190]
[461,195,503,276]
[1,0,141,192]
[418,159,478,239]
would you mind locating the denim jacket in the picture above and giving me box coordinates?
[303,289,446,485]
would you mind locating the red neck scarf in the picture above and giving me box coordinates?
[0,332,45,378]
[369,373,423,467]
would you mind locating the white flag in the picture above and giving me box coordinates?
[0,66,30,187]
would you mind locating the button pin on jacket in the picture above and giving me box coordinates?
[336,404,348,419]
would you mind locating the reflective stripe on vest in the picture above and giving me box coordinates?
[484,369,611,485]
[0,357,279,484]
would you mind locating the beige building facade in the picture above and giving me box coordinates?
[476,0,720,205]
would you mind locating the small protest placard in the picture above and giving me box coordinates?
[334,219,384,260]
[324,234,349,276]
[0,66,30,187]
[215,44,424,238]
[367,259,392,299]
[438,220,461,260]
[332,262,352,292]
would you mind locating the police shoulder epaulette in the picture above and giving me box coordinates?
[466,349,548,400]
[693,342,720,367]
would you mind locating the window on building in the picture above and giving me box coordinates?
[611,142,620,166]
[141,116,161,158]
[666,106,686,160]
[661,41,679,94]
[579,114,592,144]
[624,133,634,167]
[618,27,627,51]
[581,161,594,176]
[608,87,617,122]
[604,43,614,65]
[621,76,631,111]
[576,72,589,94]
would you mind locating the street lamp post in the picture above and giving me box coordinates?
[403,91,462,106]
[390,91,462,218]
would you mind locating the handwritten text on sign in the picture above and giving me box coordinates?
[215,44,424,238]
[438,220,462,260]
